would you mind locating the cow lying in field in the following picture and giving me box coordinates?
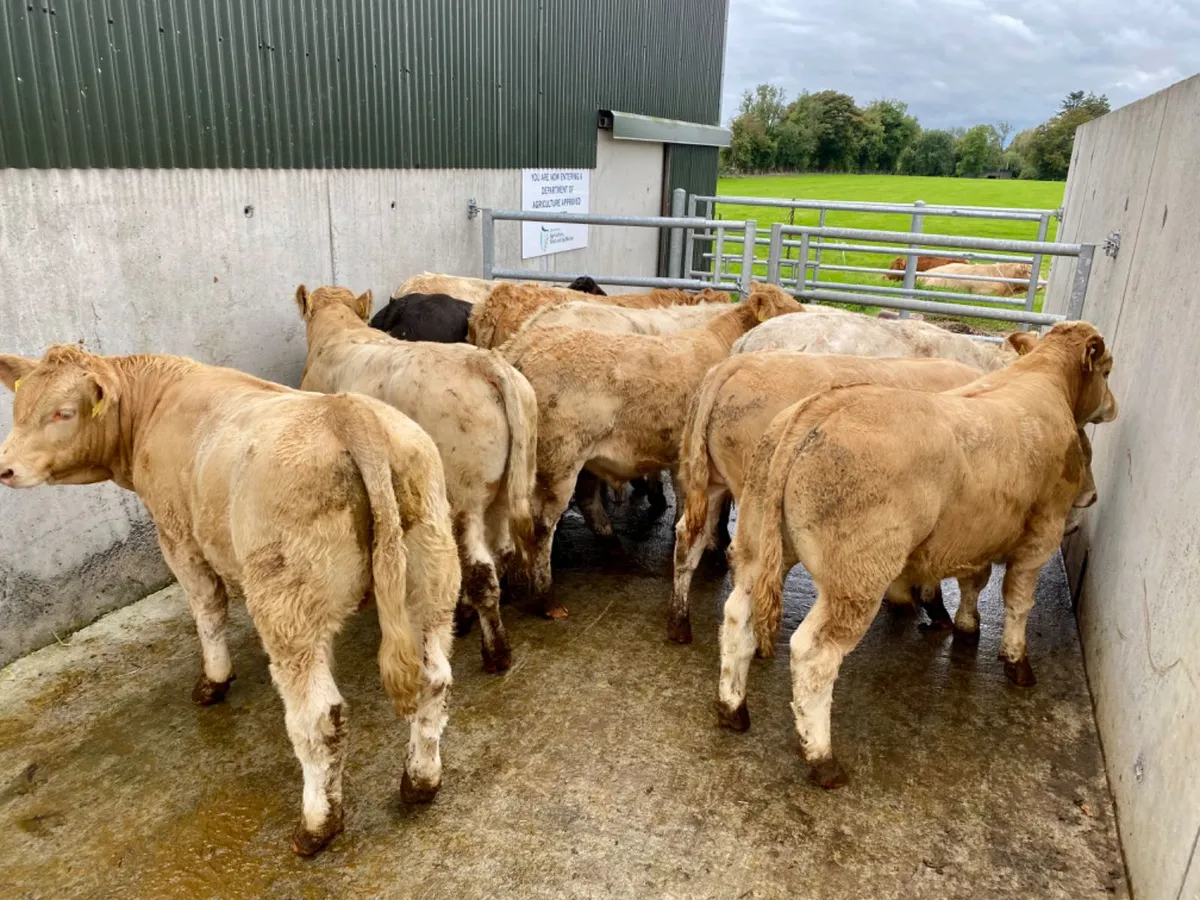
[715,322,1118,789]
[917,262,1035,297]
[733,309,1016,371]
[0,344,461,856]
[670,352,984,643]
[883,255,969,280]
[297,285,537,669]
[500,283,802,615]
[470,282,730,349]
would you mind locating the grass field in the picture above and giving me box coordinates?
[709,174,1067,331]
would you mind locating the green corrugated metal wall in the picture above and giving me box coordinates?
[0,0,728,171]
[657,143,721,275]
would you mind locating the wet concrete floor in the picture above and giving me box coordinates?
[0,498,1126,899]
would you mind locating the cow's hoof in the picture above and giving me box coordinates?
[543,604,568,620]
[1003,655,1037,687]
[481,640,512,674]
[919,617,955,634]
[290,807,343,858]
[191,672,235,706]
[807,757,848,790]
[953,625,981,646]
[666,613,693,645]
[400,771,441,805]
[715,700,751,732]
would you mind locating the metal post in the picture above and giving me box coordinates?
[684,194,697,278]
[1023,212,1050,327]
[1067,244,1094,320]
[481,208,495,279]
[900,200,926,319]
[767,222,783,283]
[798,232,811,292]
[739,220,757,296]
[714,225,725,286]
[667,188,686,279]
[812,207,827,284]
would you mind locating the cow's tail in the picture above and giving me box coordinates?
[747,390,847,654]
[679,359,740,550]
[488,351,538,558]
[331,396,422,717]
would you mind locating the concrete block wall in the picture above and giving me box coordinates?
[0,130,664,666]
[1044,73,1200,900]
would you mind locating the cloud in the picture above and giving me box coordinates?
[720,0,1200,131]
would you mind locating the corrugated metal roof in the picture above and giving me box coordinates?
[1,0,729,170]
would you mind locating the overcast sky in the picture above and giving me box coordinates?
[721,0,1200,132]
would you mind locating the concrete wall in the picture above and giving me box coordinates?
[1044,73,1200,900]
[0,130,664,666]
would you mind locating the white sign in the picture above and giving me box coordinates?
[521,168,590,259]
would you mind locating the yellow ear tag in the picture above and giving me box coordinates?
[13,378,23,392]
[92,399,105,417]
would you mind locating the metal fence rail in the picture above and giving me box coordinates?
[685,194,1062,322]
[476,189,1093,330]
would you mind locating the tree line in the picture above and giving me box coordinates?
[721,88,1111,181]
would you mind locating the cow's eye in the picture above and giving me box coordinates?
[51,408,76,423]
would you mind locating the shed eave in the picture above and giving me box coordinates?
[598,110,731,148]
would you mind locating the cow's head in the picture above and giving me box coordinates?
[1007,324,1118,425]
[1062,429,1098,536]
[0,345,120,488]
[295,284,373,323]
[745,282,803,321]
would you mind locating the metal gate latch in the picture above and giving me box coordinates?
[1103,231,1121,259]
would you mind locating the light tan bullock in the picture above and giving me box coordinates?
[716,322,1118,789]
[470,282,730,349]
[733,310,1016,372]
[518,298,734,338]
[500,284,803,615]
[916,262,1036,297]
[0,345,461,856]
[296,285,537,672]
[393,272,501,304]
[883,254,969,280]
[670,352,984,643]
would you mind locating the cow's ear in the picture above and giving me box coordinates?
[0,355,36,393]
[1083,333,1106,371]
[84,357,121,419]
[355,290,373,321]
[1005,331,1039,355]
[295,284,311,319]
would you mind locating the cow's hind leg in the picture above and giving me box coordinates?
[456,512,511,673]
[670,485,727,644]
[953,565,992,643]
[403,623,454,803]
[999,564,1039,686]
[573,470,613,537]
[249,586,349,857]
[160,534,235,705]
[529,469,580,619]
[789,587,880,789]
[715,577,756,731]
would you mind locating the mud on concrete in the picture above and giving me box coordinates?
[0,499,1126,899]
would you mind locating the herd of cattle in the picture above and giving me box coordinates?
[0,271,1117,855]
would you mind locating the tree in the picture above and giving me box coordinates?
[955,124,1003,177]
[795,90,864,172]
[1023,91,1111,179]
[901,130,957,176]
[996,120,1013,149]
[726,113,776,173]
[738,84,787,132]
[860,99,919,172]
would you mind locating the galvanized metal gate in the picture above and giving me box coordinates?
[477,189,1094,330]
